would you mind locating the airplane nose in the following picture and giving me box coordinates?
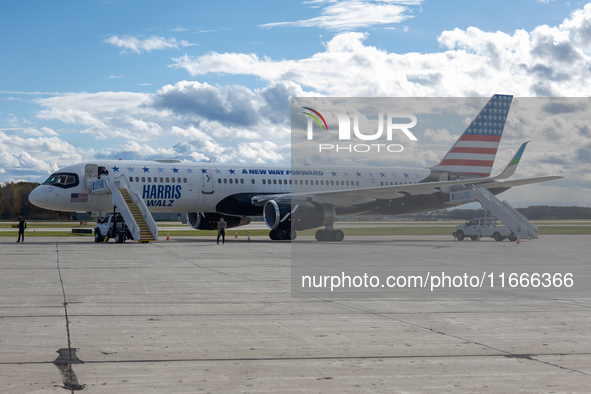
[29,187,47,208]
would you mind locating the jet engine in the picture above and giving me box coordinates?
[263,200,336,232]
[186,212,250,231]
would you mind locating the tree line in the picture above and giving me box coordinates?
[447,206,591,220]
[2,181,590,221]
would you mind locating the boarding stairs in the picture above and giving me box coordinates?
[473,186,538,240]
[103,175,159,243]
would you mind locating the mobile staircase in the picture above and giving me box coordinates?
[473,186,538,240]
[102,175,159,243]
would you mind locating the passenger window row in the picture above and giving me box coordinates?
[294,180,360,186]
[127,176,415,187]
[217,178,246,184]
[130,177,188,183]
[213,179,372,186]
[380,181,414,185]
[208,179,415,187]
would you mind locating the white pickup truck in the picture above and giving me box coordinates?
[453,217,517,242]
[94,213,132,243]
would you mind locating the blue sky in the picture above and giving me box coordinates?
[1,0,590,206]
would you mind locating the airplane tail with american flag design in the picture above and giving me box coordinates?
[432,94,513,177]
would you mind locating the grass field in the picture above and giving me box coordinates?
[1,220,589,237]
[0,222,95,229]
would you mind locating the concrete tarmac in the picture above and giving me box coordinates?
[0,235,589,393]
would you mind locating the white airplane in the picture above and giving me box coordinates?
[29,94,562,241]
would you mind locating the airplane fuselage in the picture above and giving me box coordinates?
[29,160,447,217]
[27,95,563,242]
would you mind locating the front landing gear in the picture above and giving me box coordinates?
[315,229,344,242]
[269,229,296,241]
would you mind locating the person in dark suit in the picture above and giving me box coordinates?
[16,217,26,242]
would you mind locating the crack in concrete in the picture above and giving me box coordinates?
[54,241,85,391]
[1,351,591,366]
[53,348,85,391]
[531,356,591,377]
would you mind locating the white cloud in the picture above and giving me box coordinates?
[236,141,284,163]
[40,127,58,136]
[22,81,295,172]
[6,3,591,203]
[37,108,108,128]
[98,141,179,159]
[36,92,151,117]
[0,132,89,176]
[0,127,58,137]
[260,0,421,31]
[174,5,591,97]
[423,128,456,143]
[122,117,163,139]
[103,35,195,54]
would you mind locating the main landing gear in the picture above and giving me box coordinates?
[315,229,344,242]
[269,229,297,241]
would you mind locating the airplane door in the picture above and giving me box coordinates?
[369,178,377,187]
[85,164,98,190]
[202,169,214,194]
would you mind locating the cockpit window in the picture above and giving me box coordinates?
[43,172,79,189]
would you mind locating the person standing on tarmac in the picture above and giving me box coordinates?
[16,217,26,242]
[217,217,227,245]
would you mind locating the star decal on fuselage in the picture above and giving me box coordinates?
[172,167,179,173]
[228,169,235,174]
[112,166,119,172]
[142,167,149,173]
[157,167,164,173]
[127,167,134,172]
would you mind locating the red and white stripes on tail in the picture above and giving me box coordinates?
[432,94,513,177]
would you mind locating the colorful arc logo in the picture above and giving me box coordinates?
[303,107,328,131]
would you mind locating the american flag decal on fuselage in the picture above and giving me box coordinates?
[70,193,88,203]
[433,94,513,177]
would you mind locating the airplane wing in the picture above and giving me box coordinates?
[251,141,562,208]
[476,176,563,190]
[251,178,479,207]
[251,175,563,208]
